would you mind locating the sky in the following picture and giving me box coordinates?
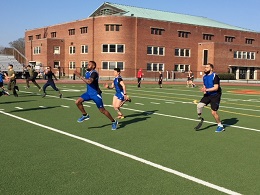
[1,0,260,47]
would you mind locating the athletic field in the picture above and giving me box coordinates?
[0,82,259,194]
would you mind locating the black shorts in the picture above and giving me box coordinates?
[0,82,3,87]
[200,93,221,111]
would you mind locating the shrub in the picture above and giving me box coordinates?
[218,73,236,80]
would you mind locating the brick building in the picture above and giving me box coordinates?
[25,2,260,80]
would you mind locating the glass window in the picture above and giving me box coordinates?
[81,45,88,53]
[147,46,152,54]
[147,63,152,71]
[117,45,124,53]
[102,62,108,69]
[153,47,158,55]
[159,47,164,55]
[159,64,164,71]
[102,45,108,52]
[109,62,116,70]
[54,46,60,54]
[175,49,179,56]
[109,44,116,52]
[117,62,123,70]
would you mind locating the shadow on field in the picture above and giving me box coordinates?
[196,118,239,131]
[10,106,60,113]
[222,118,239,126]
[0,100,36,104]
[88,110,158,130]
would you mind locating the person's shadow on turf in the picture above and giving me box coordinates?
[196,118,239,131]
[88,110,157,129]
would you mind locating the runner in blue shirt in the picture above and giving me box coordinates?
[74,61,118,130]
[105,68,131,119]
[0,70,10,96]
[196,63,224,132]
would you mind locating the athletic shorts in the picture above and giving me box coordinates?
[0,82,3,87]
[115,92,125,101]
[81,92,104,108]
[200,93,222,111]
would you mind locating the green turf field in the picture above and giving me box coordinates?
[0,83,259,194]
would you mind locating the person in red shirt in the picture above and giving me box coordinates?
[137,68,144,88]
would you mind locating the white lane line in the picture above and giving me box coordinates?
[15,107,23,110]
[39,106,46,108]
[150,102,160,105]
[83,105,91,107]
[135,103,144,105]
[0,110,242,195]
[61,105,70,108]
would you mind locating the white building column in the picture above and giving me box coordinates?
[254,69,258,80]
[236,67,239,79]
[246,68,250,80]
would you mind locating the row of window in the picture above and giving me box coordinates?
[28,25,256,45]
[33,45,257,62]
[66,61,190,73]
[234,51,256,60]
[51,60,193,74]
[150,27,255,44]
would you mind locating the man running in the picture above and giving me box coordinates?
[74,61,118,130]
[42,66,62,98]
[196,63,224,132]
[4,64,19,97]
[25,65,42,91]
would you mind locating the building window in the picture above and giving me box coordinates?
[203,34,214,40]
[33,46,41,55]
[151,28,165,35]
[81,61,88,68]
[203,50,208,65]
[175,48,190,57]
[245,38,254,44]
[174,64,190,72]
[69,46,75,54]
[147,63,164,72]
[234,51,256,60]
[69,61,76,69]
[36,34,41,39]
[225,36,235,42]
[81,45,88,53]
[54,46,60,54]
[105,24,121,31]
[51,32,57,38]
[54,61,60,68]
[178,31,190,38]
[28,36,33,41]
[68,29,75,35]
[102,44,124,53]
[102,61,124,70]
[147,46,165,56]
[80,27,88,34]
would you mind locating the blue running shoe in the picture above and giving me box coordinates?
[77,115,90,123]
[215,126,225,132]
[112,120,118,130]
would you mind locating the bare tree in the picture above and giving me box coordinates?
[9,38,25,55]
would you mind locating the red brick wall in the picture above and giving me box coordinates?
[25,15,260,79]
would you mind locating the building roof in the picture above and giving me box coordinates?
[90,2,254,32]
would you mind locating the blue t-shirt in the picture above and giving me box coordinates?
[85,70,101,95]
[203,72,221,95]
[0,72,3,82]
[113,76,123,94]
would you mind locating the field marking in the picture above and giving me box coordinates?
[15,107,23,110]
[61,105,70,108]
[150,102,160,105]
[19,91,260,132]
[0,110,242,195]
[135,103,144,105]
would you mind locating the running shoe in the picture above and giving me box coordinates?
[77,115,90,123]
[215,126,225,132]
[112,120,118,130]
